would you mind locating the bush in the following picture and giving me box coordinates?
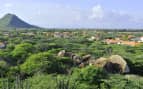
[20,52,67,75]
[72,66,107,84]
[0,61,9,77]
[11,43,34,63]
[102,74,143,89]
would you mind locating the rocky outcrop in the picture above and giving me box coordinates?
[92,55,130,73]
[58,50,81,65]
[89,57,107,67]
[58,50,130,74]
[57,50,91,67]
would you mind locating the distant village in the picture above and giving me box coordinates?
[0,31,143,50]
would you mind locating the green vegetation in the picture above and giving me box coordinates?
[0,29,142,89]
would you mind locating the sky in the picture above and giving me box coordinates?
[0,0,143,28]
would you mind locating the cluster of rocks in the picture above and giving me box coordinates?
[58,50,130,74]
[58,50,91,67]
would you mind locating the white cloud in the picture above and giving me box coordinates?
[4,3,13,8]
[89,5,104,20]
[85,4,143,28]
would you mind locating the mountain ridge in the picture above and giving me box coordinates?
[0,13,38,28]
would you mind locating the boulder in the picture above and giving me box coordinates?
[58,50,82,65]
[57,50,66,57]
[104,62,122,73]
[82,54,91,62]
[107,55,130,73]
[90,57,107,67]
[93,55,130,73]
[72,55,82,65]
[78,55,92,68]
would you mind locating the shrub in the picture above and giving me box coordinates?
[72,66,107,83]
[20,52,67,75]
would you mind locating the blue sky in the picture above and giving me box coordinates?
[0,0,143,28]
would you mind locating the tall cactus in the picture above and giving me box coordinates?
[55,77,77,89]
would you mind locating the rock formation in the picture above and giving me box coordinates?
[92,55,130,73]
[57,50,130,74]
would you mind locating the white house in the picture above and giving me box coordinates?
[0,42,6,49]
[131,36,143,42]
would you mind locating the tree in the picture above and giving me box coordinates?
[72,66,107,88]
[11,43,34,63]
[20,51,66,75]
[0,61,9,77]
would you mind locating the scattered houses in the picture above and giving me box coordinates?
[87,35,100,41]
[121,41,140,46]
[54,32,72,38]
[0,42,6,49]
[3,32,10,36]
[87,36,96,41]
[63,32,71,38]
[54,32,63,38]
[105,39,121,45]
[21,32,35,36]
[130,36,143,42]
[104,38,141,46]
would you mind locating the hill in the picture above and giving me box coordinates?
[0,13,37,28]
